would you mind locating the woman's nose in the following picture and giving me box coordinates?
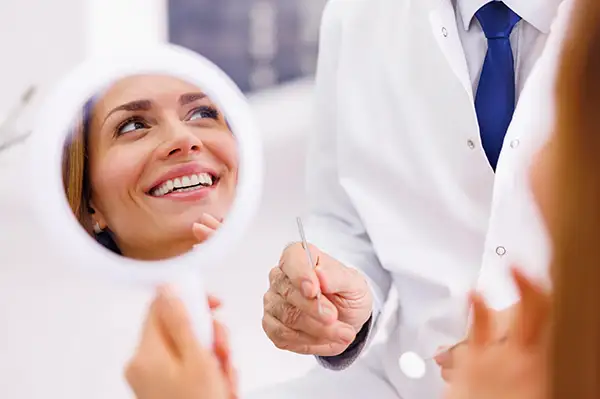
[160,126,203,159]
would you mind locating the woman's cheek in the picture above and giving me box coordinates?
[98,149,146,196]
[210,133,239,172]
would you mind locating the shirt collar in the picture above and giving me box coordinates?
[457,0,564,34]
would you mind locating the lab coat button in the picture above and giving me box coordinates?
[510,139,520,149]
[496,246,507,256]
[467,139,475,149]
[442,27,448,37]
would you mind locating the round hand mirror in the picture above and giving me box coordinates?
[27,44,263,345]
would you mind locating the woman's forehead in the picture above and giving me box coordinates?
[94,74,205,112]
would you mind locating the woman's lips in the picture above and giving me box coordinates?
[151,178,219,201]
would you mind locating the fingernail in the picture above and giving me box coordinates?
[339,328,355,344]
[434,351,451,367]
[301,281,313,298]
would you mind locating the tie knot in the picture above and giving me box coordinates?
[475,1,521,39]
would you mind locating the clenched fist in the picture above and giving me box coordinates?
[262,243,373,357]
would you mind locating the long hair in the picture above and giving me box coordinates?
[549,0,600,396]
[62,111,94,235]
[61,103,121,254]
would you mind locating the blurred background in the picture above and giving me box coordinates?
[0,0,330,396]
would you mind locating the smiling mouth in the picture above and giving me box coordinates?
[149,172,219,197]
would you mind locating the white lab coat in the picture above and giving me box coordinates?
[249,0,573,398]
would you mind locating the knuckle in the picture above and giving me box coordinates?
[268,267,281,285]
[263,291,283,315]
[270,326,287,346]
[271,328,298,350]
[280,304,303,327]
[273,338,288,350]
[279,282,294,301]
[261,317,270,335]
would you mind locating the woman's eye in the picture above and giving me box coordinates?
[188,106,219,122]
[118,120,146,135]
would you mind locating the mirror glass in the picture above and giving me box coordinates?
[61,73,239,261]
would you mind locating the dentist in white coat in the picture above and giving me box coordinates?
[254,0,569,397]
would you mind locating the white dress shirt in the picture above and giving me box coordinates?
[457,0,563,99]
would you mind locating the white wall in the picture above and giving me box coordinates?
[86,0,168,57]
[0,0,167,124]
[0,0,86,122]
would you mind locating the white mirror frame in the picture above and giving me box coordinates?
[28,44,263,284]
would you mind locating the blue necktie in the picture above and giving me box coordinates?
[474,1,521,171]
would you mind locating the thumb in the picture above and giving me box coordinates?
[316,259,366,296]
[155,286,205,360]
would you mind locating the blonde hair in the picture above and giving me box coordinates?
[550,0,600,396]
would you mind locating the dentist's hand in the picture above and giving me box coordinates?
[125,288,237,399]
[262,243,373,356]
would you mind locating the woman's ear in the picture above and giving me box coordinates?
[89,200,108,230]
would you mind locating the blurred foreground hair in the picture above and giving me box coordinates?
[550,0,600,397]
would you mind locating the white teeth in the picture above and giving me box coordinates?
[199,174,211,185]
[151,173,215,197]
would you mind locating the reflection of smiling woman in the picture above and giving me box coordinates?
[63,75,238,260]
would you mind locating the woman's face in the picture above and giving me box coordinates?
[87,74,238,260]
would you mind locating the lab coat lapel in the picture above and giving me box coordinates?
[428,0,473,101]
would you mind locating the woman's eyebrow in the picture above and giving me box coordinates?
[103,99,153,123]
[179,92,207,106]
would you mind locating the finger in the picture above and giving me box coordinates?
[262,313,352,356]
[208,295,222,311]
[469,291,492,347]
[155,286,204,359]
[278,243,320,299]
[263,291,355,344]
[434,346,453,368]
[441,367,455,383]
[269,267,336,324]
[213,318,231,370]
[200,213,222,230]
[193,222,215,243]
[133,293,172,358]
[213,319,238,397]
[316,260,367,296]
[125,293,172,385]
[511,267,550,346]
